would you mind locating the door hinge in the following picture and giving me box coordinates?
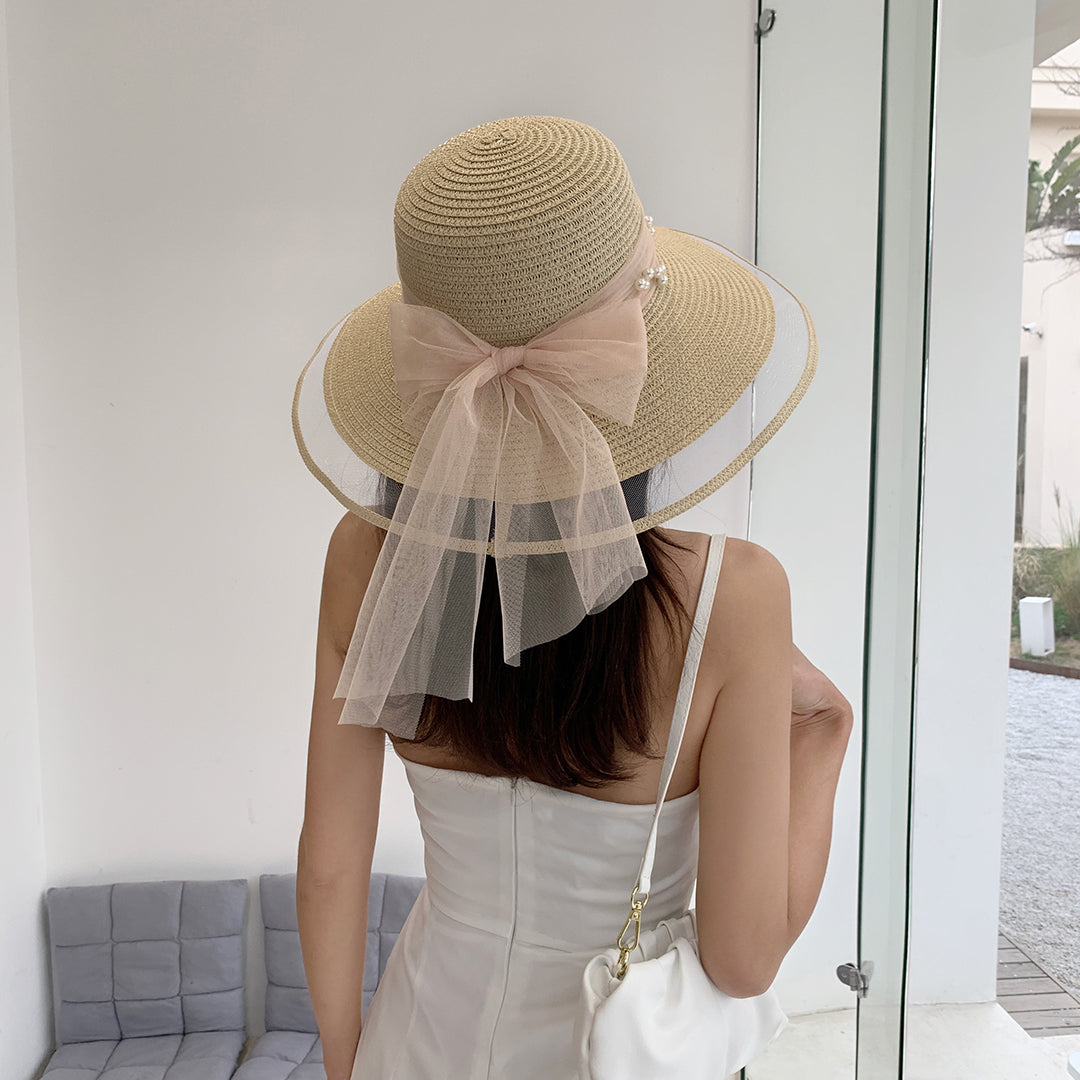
[836,960,874,997]
[755,8,777,42]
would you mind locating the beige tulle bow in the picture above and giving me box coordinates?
[333,210,665,737]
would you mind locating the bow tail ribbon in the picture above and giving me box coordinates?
[332,295,651,737]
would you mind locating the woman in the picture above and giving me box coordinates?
[292,115,853,1079]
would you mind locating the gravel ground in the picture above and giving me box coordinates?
[999,667,1080,998]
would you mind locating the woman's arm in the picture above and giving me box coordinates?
[696,541,794,997]
[784,645,854,950]
[296,512,387,1080]
[696,544,855,997]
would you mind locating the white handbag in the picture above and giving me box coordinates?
[572,532,789,1079]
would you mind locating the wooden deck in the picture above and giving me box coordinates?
[998,929,1080,1036]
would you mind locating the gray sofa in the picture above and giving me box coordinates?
[40,872,425,1080]
[42,879,248,1079]
[231,872,424,1078]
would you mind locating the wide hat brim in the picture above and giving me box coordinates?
[293,224,817,544]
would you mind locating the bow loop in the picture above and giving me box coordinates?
[390,294,649,439]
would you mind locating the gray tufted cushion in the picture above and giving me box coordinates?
[42,879,248,1079]
[232,871,424,1079]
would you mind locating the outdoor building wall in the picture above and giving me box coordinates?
[1022,41,1080,546]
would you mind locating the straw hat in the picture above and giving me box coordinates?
[291,114,818,736]
[293,114,817,546]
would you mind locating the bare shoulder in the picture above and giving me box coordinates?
[705,536,792,687]
[651,528,789,614]
[716,536,790,598]
[326,509,384,568]
[319,512,386,657]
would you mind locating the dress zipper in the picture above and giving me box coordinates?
[485,776,519,1077]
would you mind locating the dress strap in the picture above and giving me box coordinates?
[632,531,727,897]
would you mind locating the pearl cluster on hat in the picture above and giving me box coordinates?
[636,214,668,290]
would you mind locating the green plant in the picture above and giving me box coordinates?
[1013,543,1054,608]
[1047,547,1080,636]
[1053,483,1080,549]
[1027,132,1080,232]
[1012,541,1080,640]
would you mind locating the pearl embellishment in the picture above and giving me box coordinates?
[636,262,668,290]
[635,214,666,290]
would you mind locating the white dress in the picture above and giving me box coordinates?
[349,532,785,1079]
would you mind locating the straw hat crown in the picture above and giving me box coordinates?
[392,116,645,348]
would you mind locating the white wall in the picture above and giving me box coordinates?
[908,0,1040,1005]
[8,0,870,1063]
[1022,46,1080,546]
[0,3,51,1078]
[1020,243,1080,546]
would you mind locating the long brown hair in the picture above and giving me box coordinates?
[376,472,697,789]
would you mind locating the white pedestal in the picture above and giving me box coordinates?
[1018,596,1055,657]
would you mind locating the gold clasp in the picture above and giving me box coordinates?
[614,884,649,980]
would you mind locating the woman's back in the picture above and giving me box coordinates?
[389,527,724,806]
[349,528,794,1079]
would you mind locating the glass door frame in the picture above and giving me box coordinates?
[752,0,939,1075]
[853,0,938,1075]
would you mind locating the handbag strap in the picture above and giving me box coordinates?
[632,531,727,897]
